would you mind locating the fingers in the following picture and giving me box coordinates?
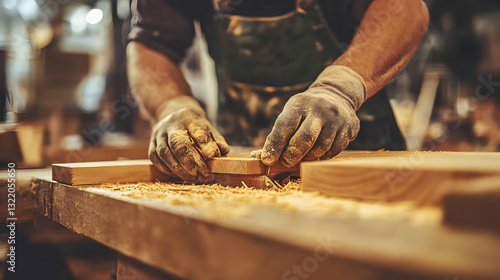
[188,122,221,159]
[187,119,230,158]
[148,138,174,176]
[261,106,303,166]
[319,118,359,160]
[250,149,262,159]
[280,117,323,167]
[303,125,337,160]
[321,127,351,160]
[167,129,213,183]
[210,128,230,156]
[153,132,197,182]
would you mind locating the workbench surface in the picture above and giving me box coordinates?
[3,174,496,280]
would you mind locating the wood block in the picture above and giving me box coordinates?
[210,153,298,175]
[206,156,265,175]
[302,151,500,205]
[52,160,173,185]
[52,155,298,185]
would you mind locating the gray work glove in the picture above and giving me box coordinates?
[261,65,366,167]
[149,96,230,183]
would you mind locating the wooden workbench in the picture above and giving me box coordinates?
[2,150,500,280]
[1,177,498,279]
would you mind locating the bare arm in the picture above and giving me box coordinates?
[126,41,192,121]
[127,41,229,183]
[333,0,430,97]
[261,0,429,166]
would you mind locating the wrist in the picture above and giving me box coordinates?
[309,65,367,111]
[156,96,205,121]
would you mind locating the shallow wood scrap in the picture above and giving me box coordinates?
[302,151,500,206]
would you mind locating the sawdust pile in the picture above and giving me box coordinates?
[91,181,440,224]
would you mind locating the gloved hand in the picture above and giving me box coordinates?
[261,65,366,167]
[149,96,230,183]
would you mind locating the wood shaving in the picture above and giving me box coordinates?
[90,180,441,225]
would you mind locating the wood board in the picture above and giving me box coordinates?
[302,151,500,205]
[29,178,500,280]
[52,154,297,185]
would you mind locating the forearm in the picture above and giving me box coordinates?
[333,0,429,97]
[126,42,192,122]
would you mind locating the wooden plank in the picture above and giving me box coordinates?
[30,179,500,279]
[52,160,173,185]
[52,155,298,185]
[50,150,391,185]
[302,151,500,205]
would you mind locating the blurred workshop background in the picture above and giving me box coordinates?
[0,0,499,169]
[0,1,500,279]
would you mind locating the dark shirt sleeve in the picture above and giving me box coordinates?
[128,0,197,63]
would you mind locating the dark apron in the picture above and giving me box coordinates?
[205,0,406,150]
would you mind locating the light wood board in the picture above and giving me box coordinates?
[52,154,297,185]
[302,151,500,205]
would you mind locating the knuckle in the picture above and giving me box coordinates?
[313,144,330,156]
[282,146,302,164]
[169,138,189,156]
[351,118,360,130]
[156,142,168,156]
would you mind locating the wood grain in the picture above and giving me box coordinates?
[206,156,265,174]
[52,160,173,185]
[302,151,500,205]
[30,179,500,279]
[52,155,298,185]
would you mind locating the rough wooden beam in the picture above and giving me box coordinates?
[302,151,500,205]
